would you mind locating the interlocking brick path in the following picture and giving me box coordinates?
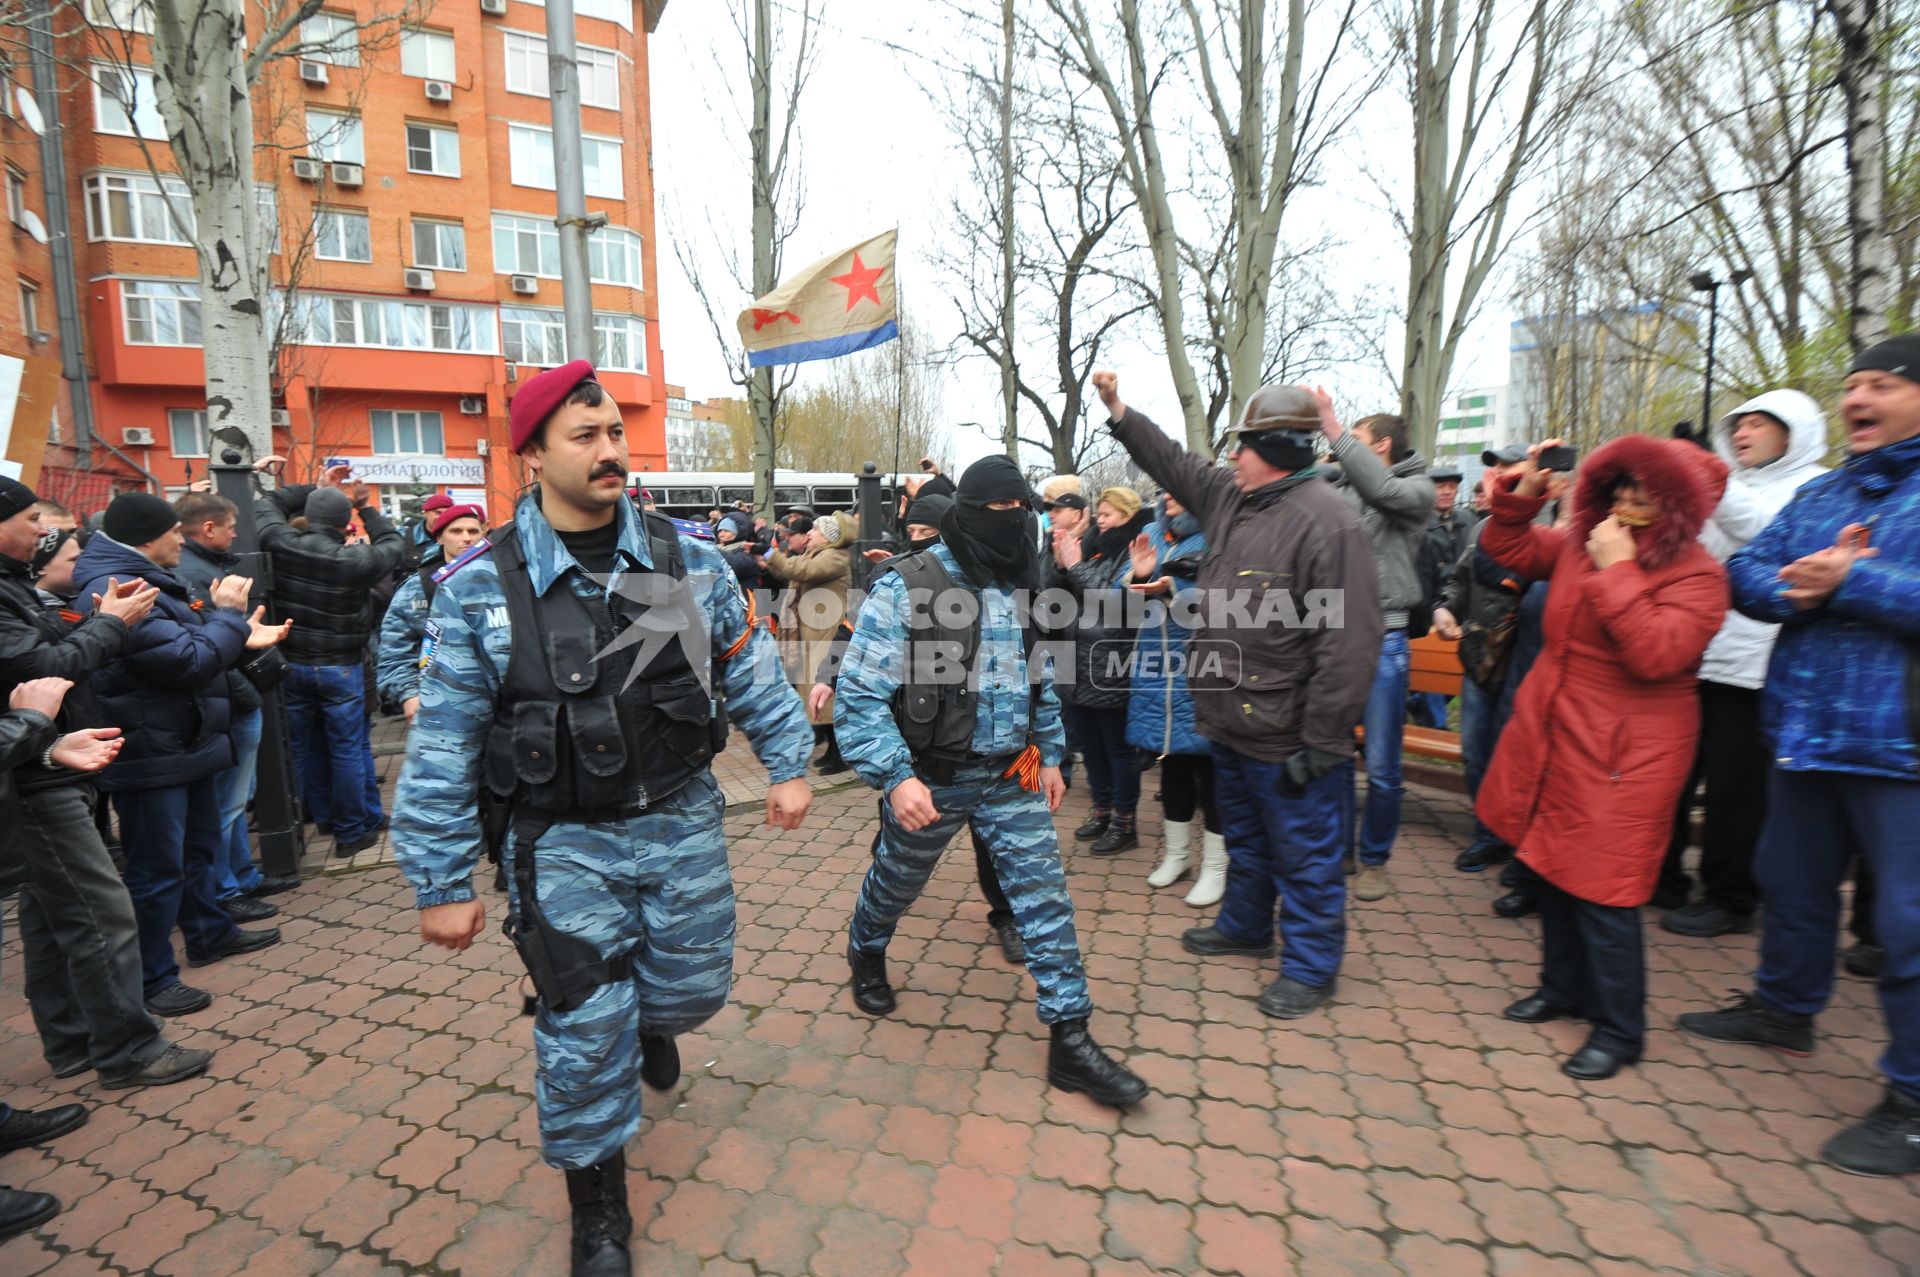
[3,736,1917,1275]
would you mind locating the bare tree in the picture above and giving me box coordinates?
[1039,0,1373,451]
[668,0,820,519]
[1831,0,1894,352]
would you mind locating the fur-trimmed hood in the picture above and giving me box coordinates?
[1569,434,1728,572]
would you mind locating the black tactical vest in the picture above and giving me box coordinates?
[889,551,981,765]
[481,512,723,818]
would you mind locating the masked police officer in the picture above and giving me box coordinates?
[391,360,813,1277]
[833,455,1149,1109]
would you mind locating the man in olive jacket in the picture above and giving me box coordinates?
[1095,371,1382,1021]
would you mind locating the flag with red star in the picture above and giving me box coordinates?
[736,229,899,368]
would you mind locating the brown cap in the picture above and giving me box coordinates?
[1225,384,1320,444]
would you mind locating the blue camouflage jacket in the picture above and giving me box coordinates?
[833,542,1066,794]
[374,563,435,704]
[392,493,813,907]
[1729,433,1920,780]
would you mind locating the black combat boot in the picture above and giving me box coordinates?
[1046,1018,1148,1109]
[1073,807,1111,841]
[564,1153,632,1277]
[1090,812,1138,857]
[847,944,896,1016]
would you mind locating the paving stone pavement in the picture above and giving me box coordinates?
[2,732,1917,1275]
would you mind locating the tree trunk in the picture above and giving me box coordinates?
[1832,0,1892,353]
[147,0,276,461]
[750,0,778,518]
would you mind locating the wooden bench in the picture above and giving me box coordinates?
[1354,632,1465,770]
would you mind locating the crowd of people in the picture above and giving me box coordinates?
[1,335,1916,1269]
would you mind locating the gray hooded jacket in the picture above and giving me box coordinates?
[1329,431,1438,627]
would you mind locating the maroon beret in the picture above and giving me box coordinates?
[509,359,598,453]
[420,493,455,515]
[428,503,487,538]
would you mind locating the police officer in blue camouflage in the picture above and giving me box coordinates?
[374,500,486,722]
[834,455,1149,1109]
[391,360,814,1277]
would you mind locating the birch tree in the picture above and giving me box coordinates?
[1389,0,1610,454]
[1830,0,1894,352]
[1040,0,1372,451]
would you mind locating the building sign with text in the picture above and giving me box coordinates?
[344,455,486,485]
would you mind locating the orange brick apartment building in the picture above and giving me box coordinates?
[1,0,673,522]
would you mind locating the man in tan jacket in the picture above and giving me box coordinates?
[768,510,856,774]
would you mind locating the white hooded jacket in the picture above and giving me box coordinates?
[1698,388,1830,689]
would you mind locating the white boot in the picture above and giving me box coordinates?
[1185,831,1228,908]
[1147,819,1192,888]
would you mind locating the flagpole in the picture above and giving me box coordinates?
[890,276,904,501]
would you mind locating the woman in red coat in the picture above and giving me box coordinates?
[1477,433,1730,1080]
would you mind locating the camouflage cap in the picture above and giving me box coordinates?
[1224,384,1320,443]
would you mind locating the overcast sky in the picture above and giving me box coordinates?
[648,2,1513,470]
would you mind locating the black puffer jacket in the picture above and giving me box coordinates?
[176,537,262,714]
[256,485,406,665]
[1058,514,1151,710]
[0,555,129,793]
[1438,521,1532,690]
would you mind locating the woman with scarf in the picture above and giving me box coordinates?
[1052,486,1152,856]
[1477,435,1728,1080]
[1123,495,1226,904]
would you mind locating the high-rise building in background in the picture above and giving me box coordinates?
[0,0,673,520]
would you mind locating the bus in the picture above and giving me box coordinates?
[626,470,910,520]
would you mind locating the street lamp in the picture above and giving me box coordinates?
[1689,268,1753,431]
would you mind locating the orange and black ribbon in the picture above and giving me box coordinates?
[1002,744,1043,793]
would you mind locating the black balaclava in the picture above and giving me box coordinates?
[903,493,953,552]
[941,456,1037,587]
[1242,428,1318,473]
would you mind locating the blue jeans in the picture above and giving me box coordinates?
[214,708,264,898]
[286,662,383,841]
[1212,746,1353,990]
[1355,630,1409,866]
[113,777,241,997]
[1753,770,1920,1101]
[1459,676,1511,848]
[1067,703,1140,814]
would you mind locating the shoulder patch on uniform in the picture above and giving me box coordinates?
[419,618,442,670]
[668,516,715,542]
[432,538,493,584]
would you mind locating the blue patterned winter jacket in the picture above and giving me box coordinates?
[1125,505,1210,758]
[1729,433,1920,780]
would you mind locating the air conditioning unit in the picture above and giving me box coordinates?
[292,156,324,182]
[269,408,291,428]
[121,427,155,447]
[299,60,329,87]
[424,80,454,103]
[458,396,486,416]
[403,267,436,291]
[329,161,363,187]
[509,274,538,295]
[479,0,507,14]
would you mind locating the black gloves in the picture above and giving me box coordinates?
[1281,746,1350,797]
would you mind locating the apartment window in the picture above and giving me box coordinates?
[169,408,209,458]
[370,409,444,455]
[312,208,372,262]
[502,32,620,110]
[588,226,643,288]
[401,28,456,80]
[500,306,567,366]
[301,12,360,66]
[507,124,621,198]
[18,280,39,337]
[123,280,202,346]
[305,110,364,164]
[288,293,495,354]
[405,122,460,177]
[593,312,645,373]
[4,166,25,227]
[84,173,193,244]
[93,64,167,140]
[87,0,153,33]
[492,213,559,277]
[411,220,466,271]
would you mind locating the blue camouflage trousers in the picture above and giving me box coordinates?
[850,763,1094,1025]
[504,772,733,1169]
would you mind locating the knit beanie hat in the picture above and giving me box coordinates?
[305,487,354,530]
[0,475,36,523]
[818,510,858,547]
[1850,334,1920,385]
[102,492,180,547]
[30,526,76,577]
